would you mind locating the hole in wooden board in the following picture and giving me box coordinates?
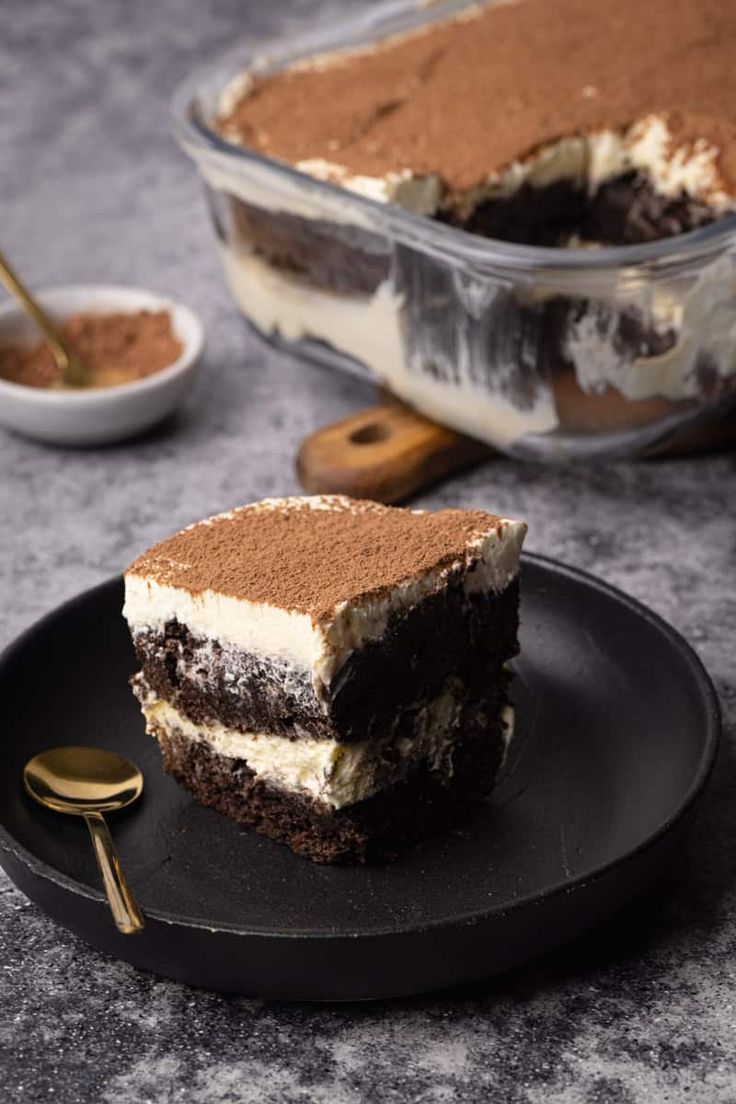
[349,422,392,445]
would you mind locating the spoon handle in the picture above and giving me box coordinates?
[0,248,89,387]
[83,812,144,934]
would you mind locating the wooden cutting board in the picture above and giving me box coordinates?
[296,401,492,505]
[296,398,736,504]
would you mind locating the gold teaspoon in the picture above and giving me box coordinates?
[0,248,90,387]
[24,747,144,934]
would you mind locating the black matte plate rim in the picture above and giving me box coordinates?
[0,552,720,944]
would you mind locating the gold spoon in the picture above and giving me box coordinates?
[24,747,144,934]
[0,248,90,387]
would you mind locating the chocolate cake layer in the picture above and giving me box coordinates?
[209,189,390,295]
[152,693,508,863]
[441,172,720,248]
[133,579,519,742]
[584,172,719,246]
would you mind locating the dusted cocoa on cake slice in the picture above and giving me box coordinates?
[123,495,526,863]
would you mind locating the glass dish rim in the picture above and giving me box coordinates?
[170,0,736,275]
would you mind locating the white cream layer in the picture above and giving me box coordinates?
[142,689,470,810]
[123,495,526,697]
[218,246,560,447]
[218,237,736,418]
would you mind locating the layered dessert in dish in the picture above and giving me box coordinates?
[182,0,736,452]
[123,495,526,863]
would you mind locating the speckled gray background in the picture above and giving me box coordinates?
[1,2,735,1101]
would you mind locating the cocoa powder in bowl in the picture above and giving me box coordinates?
[0,310,183,389]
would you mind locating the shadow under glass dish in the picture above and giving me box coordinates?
[0,556,718,999]
[171,0,736,460]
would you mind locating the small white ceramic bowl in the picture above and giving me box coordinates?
[0,285,203,446]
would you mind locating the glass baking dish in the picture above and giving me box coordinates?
[172,0,736,460]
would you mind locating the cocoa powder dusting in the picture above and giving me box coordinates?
[0,310,183,389]
[127,497,518,621]
[217,0,736,199]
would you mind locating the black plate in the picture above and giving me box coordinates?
[0,555,719,1000]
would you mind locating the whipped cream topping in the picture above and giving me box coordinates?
[294,159,443,216]
[124,496,526,697]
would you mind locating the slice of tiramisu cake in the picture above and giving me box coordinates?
[123,496,526,863]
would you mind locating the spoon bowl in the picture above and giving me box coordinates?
[24,746,143,815]
[24,746,145,934]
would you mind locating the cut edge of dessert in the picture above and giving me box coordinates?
[123,494,527,863]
